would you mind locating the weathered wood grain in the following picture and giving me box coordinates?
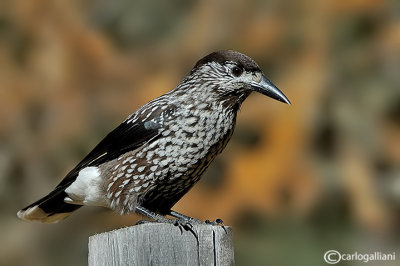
[88,223,234,266]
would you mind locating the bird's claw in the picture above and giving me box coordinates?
[172,218,197,239]
[205,218,227,233]
[205,218,224,226]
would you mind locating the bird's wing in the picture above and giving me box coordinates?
[56,106,170,188]
[17,107,171,221]
[78,120,160,167]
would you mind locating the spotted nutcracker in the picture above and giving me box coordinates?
[17,50,290,224]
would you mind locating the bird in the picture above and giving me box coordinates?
[17,50,290,224]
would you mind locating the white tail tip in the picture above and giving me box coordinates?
[17,206,71,223]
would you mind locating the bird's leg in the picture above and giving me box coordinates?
[135,206,197,236]
[168,210,203,224]
[135,205,171,223]
[169,209,225,228]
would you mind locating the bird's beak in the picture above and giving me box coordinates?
[251,75,291,105]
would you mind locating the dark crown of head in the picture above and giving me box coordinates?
[192,50,261,73]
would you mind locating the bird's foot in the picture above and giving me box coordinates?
[168,210,202,224]
[176,216,203,225]
[205,218,224,226]
[171,218,197,236]
[135,206,198,238]
[205,218,227,233]
[169,209,225,227]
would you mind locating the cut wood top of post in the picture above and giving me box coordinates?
[88,223,234,266]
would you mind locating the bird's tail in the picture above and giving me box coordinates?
[17,187,82,223]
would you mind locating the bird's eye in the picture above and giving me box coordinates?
[232,66,243,77]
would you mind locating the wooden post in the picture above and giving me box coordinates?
[88,223,234,266]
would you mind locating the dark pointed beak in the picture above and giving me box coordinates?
[251,75,291,105]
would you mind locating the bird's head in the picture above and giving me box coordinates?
[189,50,290,105]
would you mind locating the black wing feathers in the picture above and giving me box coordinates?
[57,120,161,188]
[78,120,160,168]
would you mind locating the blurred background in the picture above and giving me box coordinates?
[1,0,399,265]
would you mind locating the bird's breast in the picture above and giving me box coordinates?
[103,104,237,214]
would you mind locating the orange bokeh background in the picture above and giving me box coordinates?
[1,0,399,265]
